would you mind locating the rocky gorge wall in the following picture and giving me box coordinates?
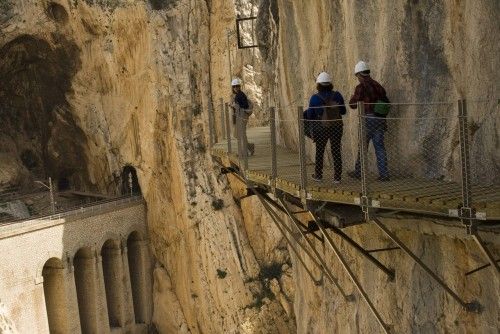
[0,0,293,333]
[257,0,500,183]
[0,0,498,333]
[253,0,500,332]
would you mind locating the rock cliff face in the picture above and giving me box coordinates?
[0,0,293,333]
[0,0,498,333]
[257,0,500,183]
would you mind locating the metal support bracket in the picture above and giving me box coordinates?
[315,218,391,334]
[278,198,354,302]
[465,259,500,276]
[470,232,500,274]
[325,223,395,280]
[371,217,481,313]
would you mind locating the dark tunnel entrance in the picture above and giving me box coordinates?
[121,166,142,196]
[0,34,87,190]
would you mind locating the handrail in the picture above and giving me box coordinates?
[212,98,500,224]
[0,195,144,226]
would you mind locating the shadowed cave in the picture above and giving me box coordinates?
[0,34,88,191]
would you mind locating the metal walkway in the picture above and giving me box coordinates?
[212,126,500,219]
[209,100,499,333]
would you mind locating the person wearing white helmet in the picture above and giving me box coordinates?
[348,61,390,181]
[305,71,346,183]
[231,78,254,156]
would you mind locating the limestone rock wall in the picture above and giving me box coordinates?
[288,217,499,333]
[252,1,500,332]
[0,0,293,333]
[257,0,500,182]
[1,0,499,333]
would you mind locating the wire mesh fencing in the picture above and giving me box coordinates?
[218,98,499,221]
[465,99,500,219]
[359,102,461,214]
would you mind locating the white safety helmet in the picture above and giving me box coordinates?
[231,78,242,86]
[354,61,370,75]
[316,72,332,85]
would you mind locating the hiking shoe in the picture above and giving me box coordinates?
[348,171,361,180]
[333,179,341,184]
[311,174,322,182]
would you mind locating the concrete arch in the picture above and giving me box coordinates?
[124,224,146,242]
[97,232,123,251]
[35,251,66,281]
[68,243,96,260]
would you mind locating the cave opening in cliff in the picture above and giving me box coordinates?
[0,34,87,191]
[121,166,141,195]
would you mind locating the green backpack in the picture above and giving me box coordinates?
[374,100,391,116]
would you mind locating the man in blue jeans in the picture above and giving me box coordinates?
[348,61,390,181]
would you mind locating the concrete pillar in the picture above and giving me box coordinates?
[43,266,68,333]
[35,278,51,334]
[74,251,99,334]
[95,254,111,334]
[102,246,124,328]
[140,241,153,323]
[64,259,82,334]
[74,249,110,334]
[120,244,137,329]
[127,239,151,324]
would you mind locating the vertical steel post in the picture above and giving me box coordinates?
[208,102,215,147]
[49,177,55,214]
[240,106,249,172]
[225,103,232,154]
[226,29,233,80]
[270,107,278,191]
[218,97,223,143]
[235,110,243,173]
[358,102,370,221]
[458,100,500,273]
[458,99,474,232]
[221,99,226,140]
[297,107,308,207]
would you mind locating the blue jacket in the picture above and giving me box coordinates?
[306,91,346,120]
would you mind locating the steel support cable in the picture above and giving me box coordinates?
[251,188,322,285]
[314,218,391,334]
[371,217,481,312]
[277,198,353,301]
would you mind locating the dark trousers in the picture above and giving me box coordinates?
[314,124,343,180]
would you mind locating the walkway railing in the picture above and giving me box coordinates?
[212,99,500,225]
[0,195,144,226]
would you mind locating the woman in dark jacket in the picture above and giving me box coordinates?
[231,78,255,156]
[306,72,346,183]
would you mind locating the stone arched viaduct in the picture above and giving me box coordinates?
[0,198,152,333]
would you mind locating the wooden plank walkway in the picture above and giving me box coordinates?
[212,127,500,219]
